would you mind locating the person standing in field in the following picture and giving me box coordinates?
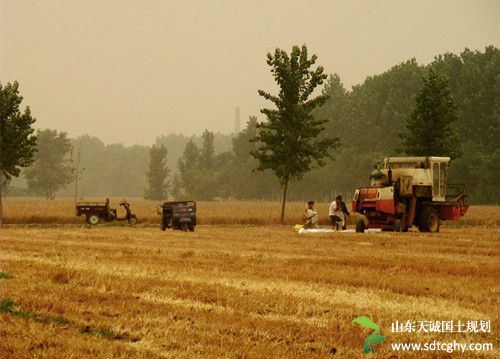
[329,195,345,231]
[337,195,350,230]
[303,201,318,228]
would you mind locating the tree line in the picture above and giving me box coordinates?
[2,46,498,222]
[312,46,499,204]
[144,45,500,206]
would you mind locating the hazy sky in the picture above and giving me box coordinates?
[1,0,499,145]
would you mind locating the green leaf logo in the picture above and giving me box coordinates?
[352,316,385,354]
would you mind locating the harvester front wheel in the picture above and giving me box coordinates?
[355,219,366,233]
[393,219,402,232]
[417,207,440,233]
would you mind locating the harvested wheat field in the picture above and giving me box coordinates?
[3,197,500,227]
[1,216,499,358]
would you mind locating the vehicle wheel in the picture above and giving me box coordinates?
[417,207,440,233]
[189,226,195,232]
[355,219,365,233]
[128,215,137,226]
[181,223,189,231]
[87,214,100,225]
[161,218,168,231]
[393,219,402,232]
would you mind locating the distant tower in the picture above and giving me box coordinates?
[234,106,241,133]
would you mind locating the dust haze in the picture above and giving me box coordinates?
[1,0,498,145]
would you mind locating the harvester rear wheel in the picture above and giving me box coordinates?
[417,206,440,233]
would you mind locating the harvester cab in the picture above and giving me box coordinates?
[353,156,468,233]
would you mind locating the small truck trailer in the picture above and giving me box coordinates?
[76,199,137,226]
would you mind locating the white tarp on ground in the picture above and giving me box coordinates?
[298,228,382,234]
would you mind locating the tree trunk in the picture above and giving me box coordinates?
[0,173,3,229]
[0,119,2,228]
[280,179,288,225]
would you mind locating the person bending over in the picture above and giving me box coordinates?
[329,195,344,231]
[303,201,318,229]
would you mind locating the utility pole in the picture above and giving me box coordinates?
[73,143,85,204]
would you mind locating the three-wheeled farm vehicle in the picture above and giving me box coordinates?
[76,199,137,226]
[352,156,468,233]
[159,200,196,231]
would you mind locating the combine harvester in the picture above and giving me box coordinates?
[352,156,469,232]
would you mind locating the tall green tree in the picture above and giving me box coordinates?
[155,132,233,173]
[199,130,215,170]
[399,68,461,159]
[170,173,183,200]
[69,135,149,198]
[429,47,499,203]
[197,130,218,200]
[177,140,200,198]
[251,45,340,223]
[224,116,279,200]
[25,129,73,200]
[314,74,349,139]
[346,59,424,153]
[176,130,230,200]
[431,46,500,153]
[0,81,37,227]
[144,145,170,200]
